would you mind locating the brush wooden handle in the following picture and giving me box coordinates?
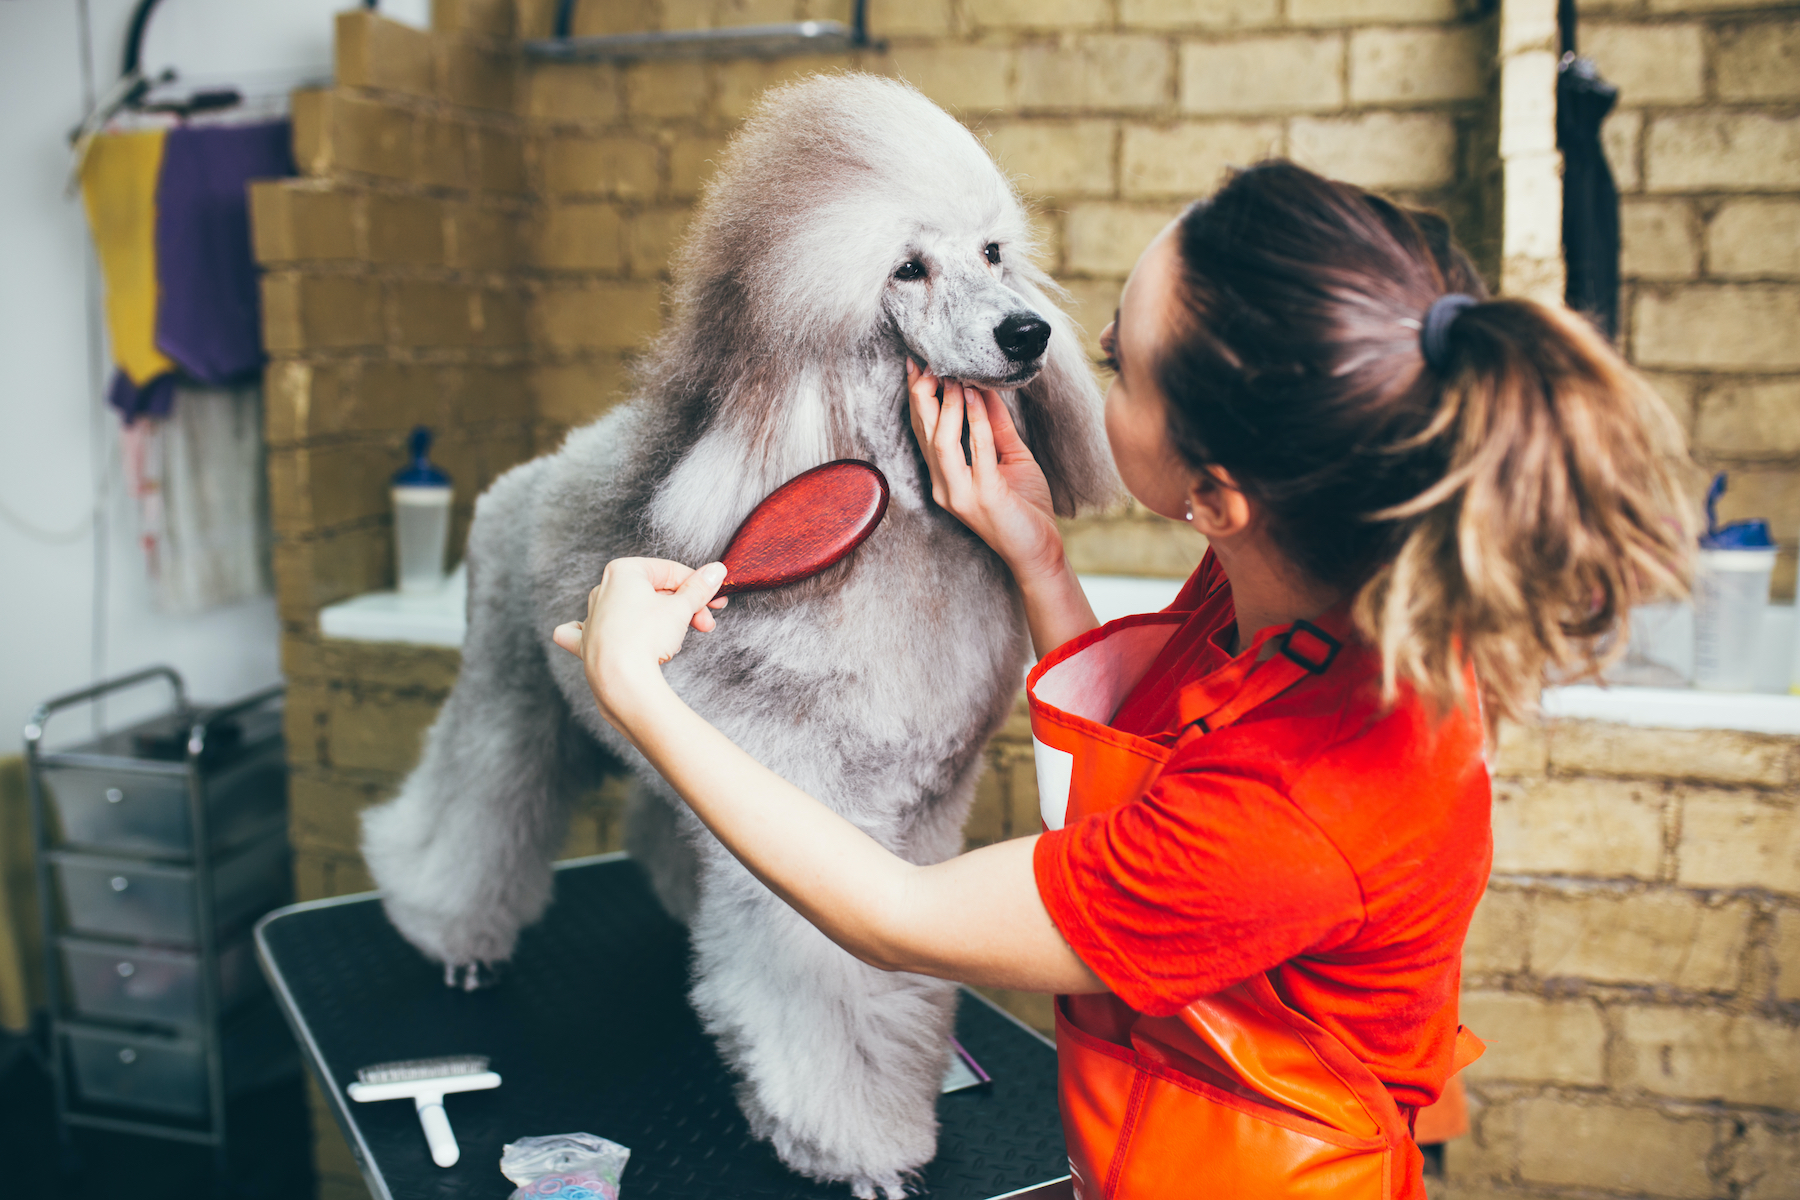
[717,460,890,595]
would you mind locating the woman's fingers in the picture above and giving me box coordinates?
[965,386,999,492]
[552,621,581,654]
[984,388,1035,464]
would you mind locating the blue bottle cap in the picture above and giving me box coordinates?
[392,426,451,487]
[1700,471,1774,549]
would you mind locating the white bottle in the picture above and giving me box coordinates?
[391,426,453,594]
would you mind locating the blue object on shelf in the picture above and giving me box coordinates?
[393,426,451,488]
[1700,472,1774,549]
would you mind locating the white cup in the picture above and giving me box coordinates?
[1693,547,1776,692]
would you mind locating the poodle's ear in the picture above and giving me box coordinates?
[1009,276,1123,517]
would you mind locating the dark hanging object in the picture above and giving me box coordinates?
[1556,0,1622,340]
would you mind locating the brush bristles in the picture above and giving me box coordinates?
[355,1055,489,1084]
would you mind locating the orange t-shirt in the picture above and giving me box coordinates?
[1033,552,1493,1110]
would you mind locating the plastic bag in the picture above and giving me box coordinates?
[501,1132,631,1199]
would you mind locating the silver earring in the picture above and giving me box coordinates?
[1184,503,1193,522]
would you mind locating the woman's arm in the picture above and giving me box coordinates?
[554,558,1107,995]
[907,364,1100,657]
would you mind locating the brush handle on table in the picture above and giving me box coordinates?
[416,1094,460,1167]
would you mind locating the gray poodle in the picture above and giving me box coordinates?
[360,72,1116,1197]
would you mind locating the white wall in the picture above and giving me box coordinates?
[0,0,426,741]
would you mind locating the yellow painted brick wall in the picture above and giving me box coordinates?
[1584,0,1800,596]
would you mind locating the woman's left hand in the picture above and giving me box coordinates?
[552,558,728,726]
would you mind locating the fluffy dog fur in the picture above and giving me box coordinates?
[361,73,1116,1197]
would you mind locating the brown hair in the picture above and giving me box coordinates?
[1158,160,1696,723]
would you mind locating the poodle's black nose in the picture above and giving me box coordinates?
[994,314,1052,362]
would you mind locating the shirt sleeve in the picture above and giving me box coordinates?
[1033,758,1366,1017]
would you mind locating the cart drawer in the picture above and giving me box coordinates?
[65,1002,297,1119]
[61,934,264,1026]
[49,833,291,946]
[40,752,286,857]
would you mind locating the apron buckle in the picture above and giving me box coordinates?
[1278,620,1341,674]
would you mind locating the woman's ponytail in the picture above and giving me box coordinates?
[1159,162,1697,724]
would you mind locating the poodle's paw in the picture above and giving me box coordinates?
[849,1171,913,1200]
[442,960,504,992]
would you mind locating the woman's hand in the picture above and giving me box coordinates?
[907,361,1065,587]
[551,558,727,728]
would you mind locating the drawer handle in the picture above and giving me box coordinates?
[105,787,125,804]
[118,1048,138,1065]
[116,961,136,978]
[110,876,130,892]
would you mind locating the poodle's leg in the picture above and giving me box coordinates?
[689,858,957,1200]
[622,779,700,924]
[360,675,591,986]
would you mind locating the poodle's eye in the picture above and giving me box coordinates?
[894,260,926,281]
[984,243,1001,265]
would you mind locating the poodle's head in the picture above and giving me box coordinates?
[650,73,1119,527]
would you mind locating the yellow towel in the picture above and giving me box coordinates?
[80,129,176,386]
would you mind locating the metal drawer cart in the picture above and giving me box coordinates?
[25,666,298,1187]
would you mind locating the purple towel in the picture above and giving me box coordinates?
[110,370,179,424]
[151,120,294,386]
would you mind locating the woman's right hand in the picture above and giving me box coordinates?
[907,360,1065,586]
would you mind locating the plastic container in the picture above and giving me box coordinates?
[60,934,264,1026]
[393,425,453,594]
[48,832,290,947]
[40,750,285,858]
[1693,548,1777,691]
[64,1002,296,1118]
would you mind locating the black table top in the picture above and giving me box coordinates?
[256,854,1069,1200]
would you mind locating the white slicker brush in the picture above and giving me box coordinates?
[346,1055,501,1167]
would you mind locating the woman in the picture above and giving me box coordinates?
[551,162,1693,1197]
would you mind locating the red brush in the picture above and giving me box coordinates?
[717,460,890,596]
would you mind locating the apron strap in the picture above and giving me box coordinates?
[1175,616,1348,739]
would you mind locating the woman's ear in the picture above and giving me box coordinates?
[1187,467,1252,540]
[1007,273,1123,517]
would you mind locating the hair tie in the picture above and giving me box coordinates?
[1420,293,1477,372]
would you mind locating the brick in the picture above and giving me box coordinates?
[866,0,953,36]
[1180,34,1342,115]
[533,204,623,271]
[1501,0,1559,54]
[965,0,1109,29]
[1619,198,1697,279]
[1531,889,1750,990]
[1551,718,1794,785]
[1695,380,1800,458]
[1120,120,1280,199]
[335,11,435,99]
[269,442,398,533]
[1065,202,1181,276]
[1603,106,1642,192]
[1635,284,1800,371]
[1716,20,1800,102]
[1619,1006,1800,1106]
[454,363,534,425]
[385,280,475,347]
[624,208,691,277]
[713,54,854,121]
[1503,149,1563,265]
[1458,992,1606,1085]
[1461,888,1530,975]
[300,92,415,181]
[1517,1098,1718,1198]
[1490,775,1666,879]
[445,202,523,269]
[891,45,1012,112]
[564,0,656,35]
[260,274,384,354]
[1019,36,1172,112]
[437,38,516,112]
[526,64,622,124]
[249,182,361,265]
[366,193,446,266]
[669,136,731,200]
[1709,199,1800,280]
[1582,22,1705,105]
[1060,511,1208,576]
[410,114,471,189]
[1733,1123,1800,1200]
[289,770,387,857]
[531,358,634,426]
[985,121,1115,198]
[1648,0,1790,11]
[1121,0,1279,30]
[1289,112,1456,190]
[1287,0,1456,23]
[1647,113,1800,192]
[1348,27,1486,105]
[1026,208,1062,272]
[474,288,528,348]
[542,136,660,198]
[1775,908,1800,1003]
[531,283,664,350]
[1642,371,1696,434]
[472,125,528,194]
[1678,791,1800,894]
[431,0,514,36]
[624,60,708,120]
[273,527,393,624]
[1054,276,1126,339]
[1493,720,1548,776]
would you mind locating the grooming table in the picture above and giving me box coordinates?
[256,854,1072,1200]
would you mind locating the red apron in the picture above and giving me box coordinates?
[1027,611,1484,1200]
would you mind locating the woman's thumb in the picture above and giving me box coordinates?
[678,562,728,611]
